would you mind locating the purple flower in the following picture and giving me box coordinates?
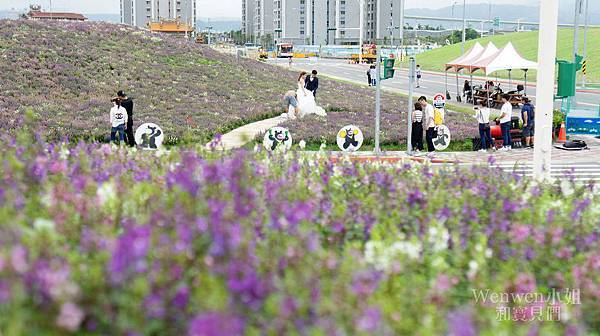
[446,308,477,336]
[143,293,165,319]
[10,245,28,274]
[108,224,152,284]
[356,306,381,333]
[187,312,244,336]
[56,302,85,332]
[352,270,382,297]
[173,285,190,309]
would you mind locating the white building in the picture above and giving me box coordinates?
[245,0,403,45]
[121,0,196,28]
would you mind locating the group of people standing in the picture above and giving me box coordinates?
[109,90,135,146]
[410,96,445,152]
[474,94,535,152]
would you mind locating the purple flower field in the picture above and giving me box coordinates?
[0,130,598,335]
[0,19,476,146]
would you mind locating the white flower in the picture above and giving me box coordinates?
[59,146,70,160]
[485,248,493,258]
[560,180,575,196]
[467,260,479,279]
[393,240,421,260]
[319,143,327,151]
[34,218,55,231]
[97,182,116,205]
[299,140,306,149]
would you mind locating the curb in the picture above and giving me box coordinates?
[328,155,459,164]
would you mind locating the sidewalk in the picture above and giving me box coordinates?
[210,115,288,150]
[319,135,600,165]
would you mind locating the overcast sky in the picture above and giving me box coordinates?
[1,0,542,17]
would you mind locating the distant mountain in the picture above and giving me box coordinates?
[0,10,20,19]
[406,2,600,28]
[197,20,241,32]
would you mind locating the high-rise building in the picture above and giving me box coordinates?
[242,0,255,39]
[255,0,274,39]
[121,0,196,29]
[245,0,402,45]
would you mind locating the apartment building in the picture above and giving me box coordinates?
[255,0,274,38]
[242,0,255,37]
[243,0,403,45]
[121,0,197,28]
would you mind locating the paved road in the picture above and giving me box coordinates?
[270,58,599,109]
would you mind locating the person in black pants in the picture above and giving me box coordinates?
[118,90,135,147]
[419,96,436,152]
[411,102,424,151]
[305,70,319,100]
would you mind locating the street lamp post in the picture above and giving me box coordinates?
[359,0,364,64]
[582,0,589,88]
[533,0,559,180]
[452,1,458,43]
[461,0,466,54]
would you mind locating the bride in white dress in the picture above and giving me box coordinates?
[296,71,327,117]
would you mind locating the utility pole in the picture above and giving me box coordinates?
[399,0,405,69]
[407,58,416,154]
[461,0,466,54]
[582,0,589,88]
[533,0,559,180]
[359,0,364,64]
[374,45,381,153]
[572,0,583,106]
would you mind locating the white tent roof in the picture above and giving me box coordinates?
[472,42,538,74]
[445,42,484,71]
[467,42,500,72]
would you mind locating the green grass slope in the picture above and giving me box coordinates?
[411,28,600,83]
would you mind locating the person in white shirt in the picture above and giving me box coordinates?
[474,100,494,151]
[110,98,128,144]
[411,102,424,151]
[496,94,513,150]
[419,96,436,152]
[369,66,377,86]
[416,65,422,88]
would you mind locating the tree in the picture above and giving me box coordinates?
[450,28,479,43]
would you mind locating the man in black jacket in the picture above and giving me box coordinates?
[117,90,135,147]
[305,70,319,99]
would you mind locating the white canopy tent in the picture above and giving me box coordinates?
[445,42,484,71]
[444,43,504,102]
[469,42,538,96]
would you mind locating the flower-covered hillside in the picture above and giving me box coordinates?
[0,19,410,144]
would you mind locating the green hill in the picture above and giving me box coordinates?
[411,28,600,83]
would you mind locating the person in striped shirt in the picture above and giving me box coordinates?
[411,102,424,151]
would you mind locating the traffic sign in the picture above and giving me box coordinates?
[582,60,587,75]
[433,93,446,109]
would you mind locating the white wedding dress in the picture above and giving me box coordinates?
[296,81,326,118]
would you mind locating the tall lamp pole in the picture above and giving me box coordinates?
[533,0,559,180]
[461,0,466,54]
[572,0,583,106]
[582,0,589,88]
[359,0,364,64]
[399,0,405,68]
